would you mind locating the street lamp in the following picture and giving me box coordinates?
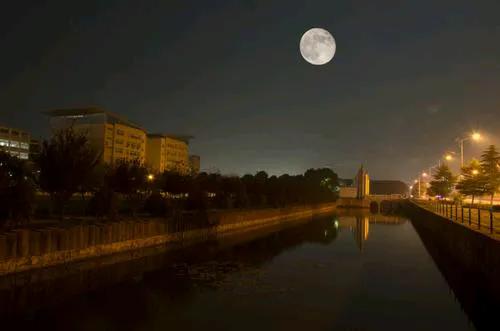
[445,153,453,161]
[471,132,481,141]
[147,174,154,182]
[456,131,482,168]
[414,178,421,198]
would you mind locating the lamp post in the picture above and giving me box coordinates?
[456,132,481,168]
[444,152,455,162]
[421,172,429,198]
[414,179,420,198]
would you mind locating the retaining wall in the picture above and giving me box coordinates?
[406,202,500,296]
[0,203,336,276]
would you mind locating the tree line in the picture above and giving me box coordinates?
[0,128,339,224]
[421,145,500,206]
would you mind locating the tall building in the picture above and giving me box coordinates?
[45,108,147,165]
[189,155,200,174]
[146,134,192,173]
[355,165,370,199]
[0,125,30,159]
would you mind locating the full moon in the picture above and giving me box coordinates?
[300,28,336,65]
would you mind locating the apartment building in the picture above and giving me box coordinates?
[0,125,30,159]
[45,108,147,164]
[146,134,191,174]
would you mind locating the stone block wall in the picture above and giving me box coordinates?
[0,203,336,276]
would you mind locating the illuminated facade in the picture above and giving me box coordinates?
[356,165,370,199]
[0,125,30,159]
[146,134,191,174]
[46,108,147,165]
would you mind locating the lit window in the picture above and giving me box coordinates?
[19,153,28,159]
[10,141,19,148]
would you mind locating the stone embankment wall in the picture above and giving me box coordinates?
[0,203,336,276]
[406,201,500,298]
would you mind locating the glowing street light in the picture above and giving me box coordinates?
[456,131,483,168]
[147,174,155,181]
[471,132,481,141]
[472,169,479,176]
[422,172,428,177]
[445,154,453,161]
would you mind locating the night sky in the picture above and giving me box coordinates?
[1,0,499,181]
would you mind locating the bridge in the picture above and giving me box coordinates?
[337,194,405,212]
[337,165,407,211]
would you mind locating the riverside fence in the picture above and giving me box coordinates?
[415,200,500,236]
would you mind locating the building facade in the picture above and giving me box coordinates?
[189,154,200,174]
[355,165,370,199]
[370,180,408,196]
[146,134,191,174]
[46,108,147,165]
[0,125,30,159]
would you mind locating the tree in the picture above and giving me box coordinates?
[108,159,148,215]
[479,145,500,206]
[410,182,420,198]
[37,128,99,218]
[0,152,36,224]
[456,159,484,206]
[427,164,456,198]
[303,168,339,203]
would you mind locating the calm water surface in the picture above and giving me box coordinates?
[2,211,476,330]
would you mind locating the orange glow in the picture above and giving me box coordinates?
[471,132,481,141]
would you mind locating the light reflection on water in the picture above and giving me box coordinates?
[1,211,477,330]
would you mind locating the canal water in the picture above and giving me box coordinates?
[1,211,479,330]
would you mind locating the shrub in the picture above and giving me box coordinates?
[87,187,119,219]
[0,152,36,225]
[144,192,169,217]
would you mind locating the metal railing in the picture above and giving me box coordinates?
[416,200,500,236]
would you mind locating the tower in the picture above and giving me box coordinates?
[356,164,370,199]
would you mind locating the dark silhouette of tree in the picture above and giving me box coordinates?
[108,159,148,216]
[479,145,500,206]
[0,152,36,224]
[456,159,484,206]
[427,164,456,198]
[160,171,193,195]
[37,128,99,219]
[304,168,339,203]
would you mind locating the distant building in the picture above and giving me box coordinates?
[189,155,200,174]
[339,187,357,198]
[338,178,354,187]
[45,108,147,165]
[370,180,409,196]
[146,134,192,174]
[355,165,370,199]
[0,125,30,160]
